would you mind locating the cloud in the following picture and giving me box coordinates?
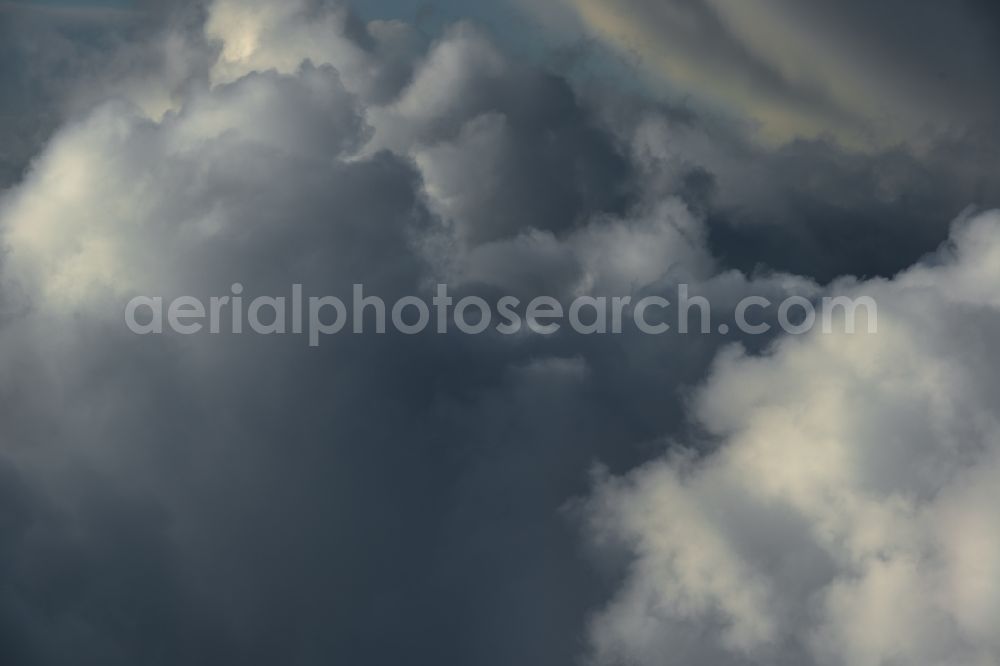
[0,0,209,189]
[1,1,999,665]
[584,213,1000,666]
[591,97,1000,282]
[0,2,739,663]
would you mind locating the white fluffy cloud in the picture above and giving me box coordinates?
[585,213,1000,666]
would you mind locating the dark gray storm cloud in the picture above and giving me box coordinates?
[0,4,711,664]
[1,2,1000,666]
[0,0,210,189]
[702,136,1000,282]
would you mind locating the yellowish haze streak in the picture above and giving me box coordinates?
[572,0,922,149]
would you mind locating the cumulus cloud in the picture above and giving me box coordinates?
[0,2,728,663]
[584,213,1000,666]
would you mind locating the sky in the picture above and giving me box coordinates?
[1,1,1000,665]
